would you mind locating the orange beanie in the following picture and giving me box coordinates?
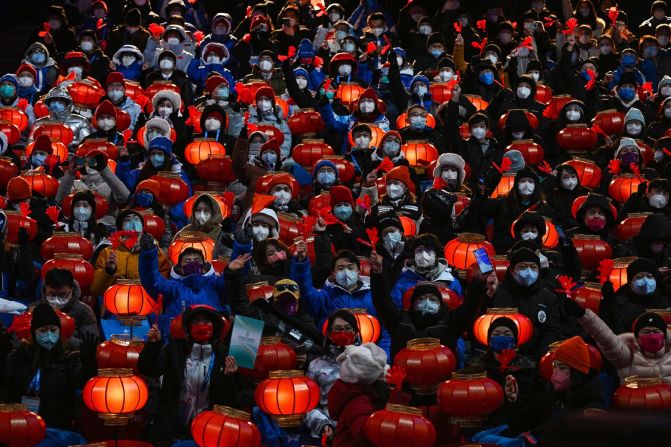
[554,336,590,374]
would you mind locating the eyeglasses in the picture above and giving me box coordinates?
[275,283,299,293]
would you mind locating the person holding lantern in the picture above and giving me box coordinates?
[246,85,292,160]
[102,71,142,129]
[32,86,91,148]
[175,193,229,258]
[361,165,421,229]
[138,305,239,447]
[83,99,126,145]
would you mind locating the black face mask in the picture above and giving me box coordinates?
[263,258,288,277]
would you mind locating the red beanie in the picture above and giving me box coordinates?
[205,75,227,94]
[330,185,354,207]
[95,100,117,119]
[105,71,125,88]
[260,138,281,156]
[266,172,296,196]
[16,63,37,80]
[255,85,275,104]
[385,166,415,194]
[7,177,31,201]
[554,336,590,374]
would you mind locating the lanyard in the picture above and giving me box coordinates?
[113,133,119,145]
[28,369,41,394]
[200,352,216,393]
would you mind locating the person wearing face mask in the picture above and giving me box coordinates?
[150,90,181,126]
[33,86,90,148]
[319,185,370,257]
[432,153,467,195]
[370,130,407,171]
[312,159,340,196]
[138,304,239,447]
[84,99,124,145]
[637,36,670,92]
[647,79,671,137]
[243,50,288,95]
[605,63,646,109]
[390,233,463,307]
[235,200,281,261]
[657,24,671,50]
[261,172,303,217]
[144,25,193,74]
[176,194,226,250]
[15,64,39,105]
[414,32,447,72]
[3,303,98,429]
[568,193,617,246]
[21,42,59,94]
[575,0,606,35]
[363,165,421,228]
[622,107,648,141]
[512,211,548,245]
[0,73,36,129]
[144,50,194,106]
[487,75,546,130]
[198,75,244,137]
[91,209,170,296]
[291,244,392,356]
[546,164,589,228]
[191,103,238,149]
[620,178,671,219]
[595,34,620,75]
[270,5,313,56]
[31,6,78,56]
[347,124,376,175]
[607,137,644,178]
[198,13,238,62]
[103,70,143,128]
[112,45,144,83]
[500,109,550,160]
[107,8,151,56]
[492,21,517,59]
[639,2,671,35]
[187,42,235,92]
[321,87,391,140]
[281,62,319,110]
[22,134,63,178]
[246,86,292,159]
[76,29,112,85]
[64,190,100,243]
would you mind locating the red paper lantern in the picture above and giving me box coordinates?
[393,338,456,394]
[444,233,496,275]
[195,154,235,184]
[499,111,539,131]
[591,109,625,136]
[615,212,651,242]
[140,212,166,240]
[144,82,181,99]
[453,193,471,216]
[185,138,226,165]
[254,370,320,427]
[336,83,365,108]
[40,232,94,260]
[277,212,303,245]
[505,140,544,165]
[0,108,29,132]
[437,369,504,427]
[490,173,515,198]
[33,99,49,118]
[4,210,37,244]
[544,95,574,120]
[103,279,157,321]
[402,284,462,311]
[191,405,261,447]
[0,121,20,145]
[62,191,109,219]
[239,336,297,380]
[83,368,148,425]
[287,109,325,136]
[25,139,68,163]
[123,80,144,102]
[96,335,144,373]
[402,140,439,167]
[291,139,334,168]
[0,156,18,190]
[570,282,602,314]
[464,94,488,111]
[396,113,436,130]
[76,442,152,447]
[33,123,74,147]
[613,376,671,410]
[55,310,75,340]
[308,192,331,217]
[42,254,93,288]
[398,215,417,237]
[150,172,190,205]
[366,404,436,447]
[20,170,59,198]
[184,192,231,219]
[556,124,599,153]
[430,82,453,103]
[473,308,534,346]
[347,124,385,148]
[610,257,637,291]
[68,80,105,108]
[0,404,46,447]
[563,158,602,190]
[571,234,613,272]
[245,281,274,303]
[609,174,647,204]
[76,138,120,160]
[322,156,356,184]
[168,231,215,264]
[535,84,553,104]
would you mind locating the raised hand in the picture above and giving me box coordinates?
[505,375,518,402]
[295,239,308,261]
[385,365,406,387]
[228,253,252,271]
[105,250,117,275]
[224,356,238,375]
[147,324,161,343]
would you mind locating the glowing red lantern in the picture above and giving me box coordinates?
[505,140,544,165]
[191,406,261,447]
[473,308,534,346]
[544,95,574,120]
[123,80,144,102]
[399,215,417,237]
[347,124,385,148]
[33,123,74,147]
[366,404,436,447]
[195,155,235,183]
[25,139,68,163]
[239,336,297,380]
[0,404,46,447]
[615,212,651,241]
[401,284,462,311]
[0,108,29,132]
[103,279,157,323]
[336,83,365,108]
[96,335,144,373]
[76,138,120,160]
[168,231,215,264]
[490,173,515,198]
[571,234,613,272]
[254,370,320,427]
[185,138,226,165]
[393,338,456,394]
[563,158,602,190]
[396,113,436,130]
[68,80,104,108]
[150,172,190,205]
[609,174,647,204]
[322,156,356,183]
[610,257,637,291]
[184,192,230,219]
[20,170,59,198]
[277,212,303,245]
[591,109,625,136]
[0,156,18,190]
[62,191,109,219]
[430,82,452,103]
[4,210,37,245]
[556,124,599,153]
[402,140,439,167]
[437,369,504,426]
[144,82,180,99]
[464,94,488,111]
[0,121,20,145]
[287,109,325,136]
[33,99,49,118]
[42,254,93,288]
[569,282,602,314]
[613,376,671,410]
[453,193,471,216]
[40,232,94,260]
[140,212,166,240]
[83,368,148,425]
[308,192,331,217]
[291,139,334,168]
[444,233,495,275]
[535,84,553,104]
[245,281,274,303]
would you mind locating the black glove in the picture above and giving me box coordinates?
[140,232,155,251]
[601,280,615,301]
[17,228,29,247]
[235,225,254,244]
[80,332,100,356]
[238,124,248,139]
[564,295,586,318]
[90,153,108,171]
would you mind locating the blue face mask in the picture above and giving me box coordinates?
[489,335,516,353]
[479,72,494,85]
[32,52,46,64]
[123,217,143,232]
[317,171,336,186]
[580,69,592,81]
[619,87,636,101]
[150,154,165,168]
[36,330,59,351]
[430,48,443,58]
[135,191,154,207]
[31,153,47,166]
[644,46,658,58]
[0,85,15,98]
[622,54,637,66]
[49,101,66,113]
[333,204,353,221]
[632,277,657,295]
[514,267,538,286]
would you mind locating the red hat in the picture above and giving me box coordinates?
[105,71,125,88]
[91,0,108,14]
[266,172,296,196]
[385,165,415,194]
[203,44,226,59]
[250,15,269,32]
[260,138,281,156]
[255,85,276,104]
[205,74,227,94]
[61,51,90,72]
[329,185,354,207]
[359,87,379,102]
[94,100,117,120]
[33,134,53,155]
[16,63,37,80]
[136,179,161,198]
[7,177,31,201]
[554,336,590,374]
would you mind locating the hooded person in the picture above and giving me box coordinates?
[22,42,59,93]
[137,304,239,447]
[620,178,671,217]
[102,71,142,129]
[15,63,39,104]
[186,42,235,91]
[246,85,292,159]
[85,99,124,143]
[175,194,225,256]
[66,190,99,242]
[194,103,235,149]
[371,130,407,170]
[433,153,467,193]
[3,302,98,429]
[143,49,194,106]
[0,73,35,127]
[390,233,463,308]
[322,185,370,256]
[33,86,90,148]
[419,188,458,245]
[617,213,671,266]
[487,74,546,127]
[321,87,391,137]
[546,163,589,229]
[567,193,618,247]
[112,44,144,82]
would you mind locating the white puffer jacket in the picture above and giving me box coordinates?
[579,309,671,384]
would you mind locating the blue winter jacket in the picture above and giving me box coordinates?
[290,256,391,357]
[390,261,463,309]
[186,60,236,91]
[117,60,143,82]
[139,246,227,336]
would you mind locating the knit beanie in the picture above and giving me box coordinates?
[633,312,668,337]
[627,258,659,282]
[337,343,388,384]
[411,282,442,303]
[411,233,443,254]
[31,303,61,333]
[487,316,519,341]
[376,212,404,233]
[554,336,590,374]
[330,185,354,207]
[509,247,540,268]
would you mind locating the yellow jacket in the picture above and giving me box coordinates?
[91,245,171,296]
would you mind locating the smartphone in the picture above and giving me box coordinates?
[474,247,493,274]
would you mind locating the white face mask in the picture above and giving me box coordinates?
[273,190,291,205]
[343,42,356,52]
[487,54,498,64]
[626,122,642,135]
[512,131,526,140]
[167,37,180,46]
[73,206,92,222]
[259,60,273,71]
[207,55,222,64]
[662,86,671,97]
[195,210,211,225]
[108,89,124,102]
[121,55,136,67]
[98,117,116,131]
[396,56,404,67]
[439,70,453,82]
[372,27,384,37]
[517,86,531,99]
[18,76,33,88]
[296,77,308,89]
[518,180,535,195]
[204,118,221,131]
[359,101,375,113]
[252,225,270,241]
[419,25,432,35]
[261,151,278,166]
[354,136,371,148]
[415,249,436,268]
[442,168,458,181]
[335,268,359,288]
[159,59,174,70]
[529,72,540,81]
[566,110,581,121]
[521,231,538,240]
[338,64,352,76]
[471,127,486,139]
[158,106,173,118]
[382,140,400,156]
[650,193,669,208]
[257,99,273,113]
[386,183,405,199]
[47,296,69,308]
[81,41,94,52]
[561,177,578,190]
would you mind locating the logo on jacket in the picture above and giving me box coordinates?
[537,310,546,323]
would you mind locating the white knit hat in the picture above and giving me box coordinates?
[614,137,640,158]
[337,343,388,385]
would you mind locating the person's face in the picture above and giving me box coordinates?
[582,63,597,74]
[417,293,441,306]
[647,186,669,201]
[619,145,639,158]
[381,226,402,239]
[270,184,291,194]
[654,9,666,20]
[429,44,445,54]
[194,203,212,214]
[491,325,515,337]
[585,206,606,220]
[180,253,204,269]
[149,148,165,158]
[329,317,355,334]
[520,223,538,236]
[369,18,384,30]
[514,262,539,275]
[334,257,359,274]
[560,169,578,182]
[74,200,92,211]
[264,244,286,263]
[35,325,59,337]
[318,166,336,177]
[408,109,427,120]
[639,326,664,336]
[552,360,571,376]
[45,284,72,299]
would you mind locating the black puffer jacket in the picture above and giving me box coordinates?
[486,75,546,129]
